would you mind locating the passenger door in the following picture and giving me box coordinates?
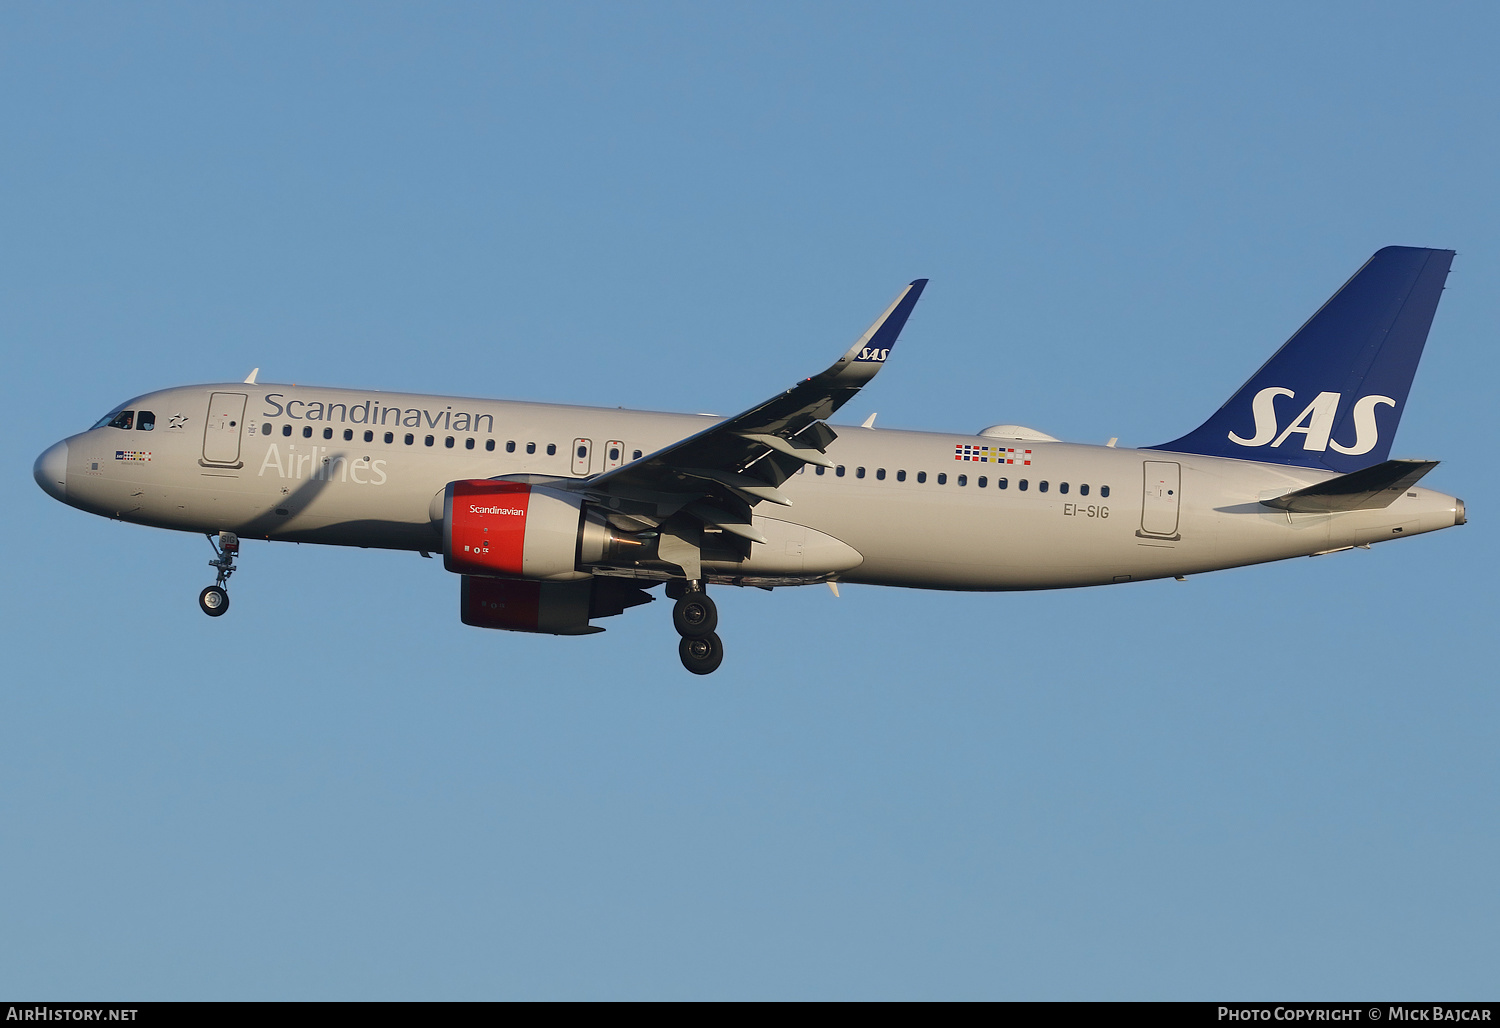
[202,392,248,466]
[1139,460,1181,539]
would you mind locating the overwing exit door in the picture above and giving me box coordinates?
[572,438,593,476]
[202,392,248,466]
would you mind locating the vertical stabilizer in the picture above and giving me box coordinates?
[1151,247,1454,473]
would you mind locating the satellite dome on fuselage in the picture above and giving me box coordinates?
[978,424,1059,441]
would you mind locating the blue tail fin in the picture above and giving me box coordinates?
[1150,246,1454,473]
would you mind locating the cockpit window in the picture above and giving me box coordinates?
[102,410,134,430]
[136,411,155,430]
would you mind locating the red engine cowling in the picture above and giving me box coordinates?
[461,575,654,635]
[461,576,597,635]
[442,480,591,581]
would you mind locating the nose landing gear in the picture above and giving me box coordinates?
[669,580,723,674]
[199,532,239,617]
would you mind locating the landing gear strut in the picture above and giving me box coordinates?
[199,532,239,617]
[670,581,723,674]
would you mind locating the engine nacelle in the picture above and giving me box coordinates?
[438,479,644,580]
[461,576,596,635]
[460,575,654,636]
[441,480,593,581]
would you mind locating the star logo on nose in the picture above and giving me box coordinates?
[168,414,189,429]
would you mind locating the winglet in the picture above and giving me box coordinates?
[828,279,927,383]
[244,368,260,384]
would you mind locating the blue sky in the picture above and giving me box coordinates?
[2,2,1496,999]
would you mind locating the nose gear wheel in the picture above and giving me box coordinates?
[199,531,240,617]
[199,585,229,616]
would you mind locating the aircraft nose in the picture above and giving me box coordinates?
[33,440,68,501]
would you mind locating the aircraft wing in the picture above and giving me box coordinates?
[557,279,927,578]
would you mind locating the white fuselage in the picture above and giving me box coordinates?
[40,382,1465,591]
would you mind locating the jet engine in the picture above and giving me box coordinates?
[437,479,640,581]
[460,574,653,635]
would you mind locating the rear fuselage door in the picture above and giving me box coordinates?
[572,438,593,476]
[202,392,248,466]
[1139,460,1181,538]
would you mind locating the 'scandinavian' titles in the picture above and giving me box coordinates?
[262,393,495,434]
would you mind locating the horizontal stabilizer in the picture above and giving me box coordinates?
[1260,459,1438,513]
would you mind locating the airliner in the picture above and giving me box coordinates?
[33,247,1465,674]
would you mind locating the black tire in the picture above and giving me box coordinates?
[672,592,717,638]
[199,585,229,617]
[679,632,724,675]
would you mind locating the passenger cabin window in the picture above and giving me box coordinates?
[978,476,987,487]
[384,432,394,444]
[917,471,927,483]
[343,429,353,441]
[445,436,455,448]
[283,425,292,437]
[816,466,826,476]
[302,426,312,438]
[609,446,620,461]
[856,467,865,479]
[957,474,967,486]
[1059,482,1069,494]
[937,473,947,485]
[1079,484,1089,496]
[526,442,535,455]
[136,411,155,430]
[1101,485,1111,498]
[465,438,475,450]
[1039,481,1048,493]
[876,468,886,480]
[506,441,516,453]
[364,430,374,442]
[1019,479,1028,491]
[323,427,333,439]
[404,433,414,445]
[262,424,272,436]
[632,449,643,460]
[836,465,846,477]
[546,443,557,456]
[485,439,495,452]
[897,470,906,482]
[424,435,435,446]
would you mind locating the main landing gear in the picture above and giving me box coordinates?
[668,580,723,675]
[199,531,239,617]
